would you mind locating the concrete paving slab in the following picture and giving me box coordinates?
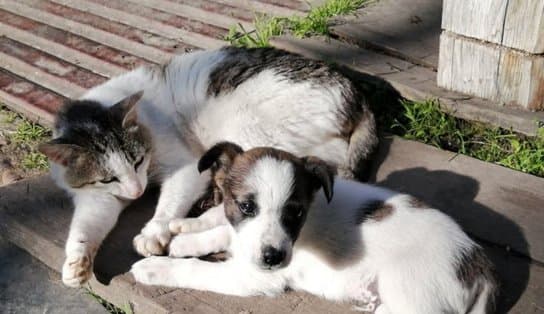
[1,136,543,313]
[0,237,107,314]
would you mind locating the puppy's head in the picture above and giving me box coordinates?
[198,142,335,270]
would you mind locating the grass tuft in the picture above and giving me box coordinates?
[388,100,544,177]
[86,288,133,314]
[13,120,49,143]
[21,152,49,170]
[225,0,368,47]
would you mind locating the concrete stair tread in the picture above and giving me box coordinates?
[1,136,543,313]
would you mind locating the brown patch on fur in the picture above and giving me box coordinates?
[408,197,429,209]
[222,147,321,228]
[456,248,498,313]
[198,251,230,262]
[356,201,394,223]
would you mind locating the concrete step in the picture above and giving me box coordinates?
[1,136,543,313]
[0,237,108,314]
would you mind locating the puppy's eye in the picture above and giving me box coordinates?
[238,200,257,217]
[100,176,119,184]
[134,157,144,170]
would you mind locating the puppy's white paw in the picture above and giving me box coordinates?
[169,218,203,234]
[131,256,176,286]
[168,234,194,257]
[133,220,171,257]
[62,253,93,287]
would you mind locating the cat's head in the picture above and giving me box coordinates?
[39,92,152,200]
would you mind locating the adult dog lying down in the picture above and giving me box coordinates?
[132,142,498,314]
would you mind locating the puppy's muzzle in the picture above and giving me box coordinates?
[262,246,286,268]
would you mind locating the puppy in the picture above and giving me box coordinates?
[132,142,497,314]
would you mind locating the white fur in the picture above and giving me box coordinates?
[54,49,359,286]
[133,159,494,314]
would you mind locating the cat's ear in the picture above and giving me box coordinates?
[112,91,144,128]
[197,142,244,173]
[38,139,87,167]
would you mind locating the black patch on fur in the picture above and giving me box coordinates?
[208,47,345,97]
[355,200,394,224]
[280,202,307,241]
[456,248,498,313]
[51,99,151,186]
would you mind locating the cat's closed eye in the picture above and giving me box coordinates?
[100,177,119,184]
[134,157,144,170]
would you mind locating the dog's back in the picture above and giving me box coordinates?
[293,179,497,314]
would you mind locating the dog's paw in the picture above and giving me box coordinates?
[133,220,171,257]
[168,218,197,234]
[62,253,93,287]
[131,256,175,286]
[168,234,194,257]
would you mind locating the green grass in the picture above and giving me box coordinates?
[225,0,368,47]
[21,152,49,170]
[13,120,49,143]
[388,100,544,177]
[86,288,133,314]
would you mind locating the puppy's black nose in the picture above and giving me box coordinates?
[262,246,285,266]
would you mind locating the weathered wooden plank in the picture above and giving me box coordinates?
[331,0,441,69]
[437,32,500,101]
[125,0,253,31]
[502,0,544,53]
[271,36,544,135]
[442,0,544,53]
[0,0,172,64]
[49,0,224,50]
[0,51,86,99]
[442,0,508,45]
[438,32,544,111]
[0,22,125,78]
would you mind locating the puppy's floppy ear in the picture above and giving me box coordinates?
[302,156,336,203]
[111,91,144,128]
[38,138,88,167]
[198,142,244,173]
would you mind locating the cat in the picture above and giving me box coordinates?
[38,46,378,287]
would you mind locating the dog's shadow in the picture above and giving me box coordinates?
[369,142,530,313]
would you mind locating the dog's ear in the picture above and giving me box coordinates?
[302,156,336,203]
[198,142,244,173]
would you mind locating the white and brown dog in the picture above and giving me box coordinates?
[131,142,498,314]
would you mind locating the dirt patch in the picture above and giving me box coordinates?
[0,105,50,185]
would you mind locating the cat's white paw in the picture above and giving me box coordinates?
[131,256,175,286]
[133,220,171,257]
[62,253,93,287]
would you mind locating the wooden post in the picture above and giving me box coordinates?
[438,0,544,111]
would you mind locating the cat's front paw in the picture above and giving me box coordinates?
[133,219,171,257]
[62,253,93,287]
[131,256,176,286]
